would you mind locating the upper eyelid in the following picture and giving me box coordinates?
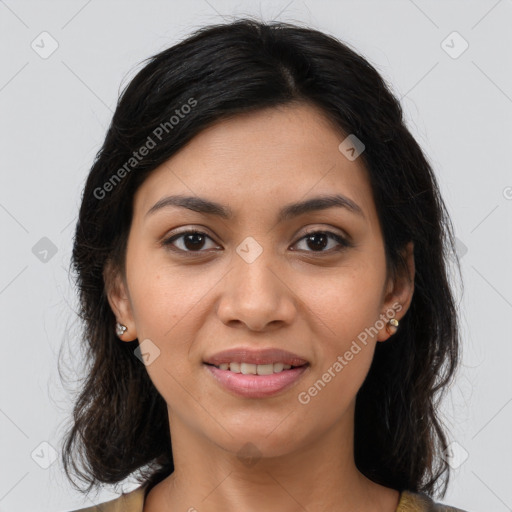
[163,224,349,240]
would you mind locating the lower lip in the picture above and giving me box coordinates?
[205,364,308,398]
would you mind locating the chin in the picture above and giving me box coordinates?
[206,419,308,458]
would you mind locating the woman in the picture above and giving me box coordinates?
[62,18,468,512]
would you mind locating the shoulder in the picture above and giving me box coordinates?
[66,485,147,512]
[67,486,469,512]
[398,490,468,512]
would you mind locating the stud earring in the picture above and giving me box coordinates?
[386,318,399,335]
[115,322,127,337]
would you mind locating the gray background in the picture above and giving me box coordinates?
[1,1,511,511]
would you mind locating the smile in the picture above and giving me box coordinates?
[209,361,301,374]
[204,362,309,398]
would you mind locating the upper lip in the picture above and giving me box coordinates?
[204,348,309,367]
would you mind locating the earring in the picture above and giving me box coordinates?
[386,318,399,335]
[115,322,127,337]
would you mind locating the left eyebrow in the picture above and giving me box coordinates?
[145,193,365,221]
[278,194,365,221]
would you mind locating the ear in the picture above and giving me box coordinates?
[103,259,137,342]
[377,241,415,342]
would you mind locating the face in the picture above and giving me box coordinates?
[108,103,414,461]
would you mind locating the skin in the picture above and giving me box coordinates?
[107,102,415,512]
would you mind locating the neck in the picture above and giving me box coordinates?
[145,402,399,512]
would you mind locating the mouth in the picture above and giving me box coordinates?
[204,361,307,375]
[204,361,309,399]
[203,347,310,398]
[203,347,309,368]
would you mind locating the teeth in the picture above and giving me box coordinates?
[256,364,273,375]
[273,362,284,372]
[216,362,295,373]
[241,363,256,375]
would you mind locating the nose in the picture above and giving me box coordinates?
[216,249,297,332]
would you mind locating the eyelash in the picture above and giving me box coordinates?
[161,228,352,256]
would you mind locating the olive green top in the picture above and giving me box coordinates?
[69,485,468,511]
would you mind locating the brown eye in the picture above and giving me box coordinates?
[163,230,219,253]
[292,230,352,253]
[162,229,352,256]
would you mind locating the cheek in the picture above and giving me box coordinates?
[127,254,209,339]
[298,257,386,345]
[125,249,219,394]
[294,287,380,428]
[292,257,385,406]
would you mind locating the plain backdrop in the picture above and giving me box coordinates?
[1,1,511,511]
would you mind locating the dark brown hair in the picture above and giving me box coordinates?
[60,17,461,499]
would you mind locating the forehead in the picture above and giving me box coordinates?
[133,103,375,222]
